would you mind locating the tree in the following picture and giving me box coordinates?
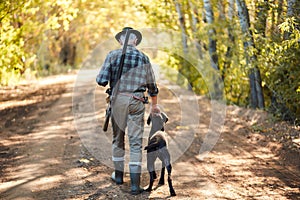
[173,0,190,87]
[203,0,219,70]
[173,0,189,55]
[224,0,236,75]
[236,0,265,109]
[188,0,204,59]
[2,0,299,121]
[0,0,147,85]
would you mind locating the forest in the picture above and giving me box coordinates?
[1,0,300,123]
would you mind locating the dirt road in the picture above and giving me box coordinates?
[0,71,299,200]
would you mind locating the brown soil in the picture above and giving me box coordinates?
[0,72,299,200]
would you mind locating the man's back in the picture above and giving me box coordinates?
[97,45,157,95]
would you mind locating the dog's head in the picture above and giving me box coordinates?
[147,112,168,132]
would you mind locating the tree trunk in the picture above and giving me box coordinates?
[173,0,191,89]
[249,68,258,107]
[236,0,265,109]
[174,0,188,55]
[254,66,264,109]
[257,0,280,113]
[188,0,203,59]
[203,0,219,70]
[202,0,223,99]
[224,0,236,79]
[59,37,76,66]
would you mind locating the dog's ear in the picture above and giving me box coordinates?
[147,114,151,125]
[161,112,169,123]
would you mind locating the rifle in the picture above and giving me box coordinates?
[103,88,112,132]
[102,29,131,131]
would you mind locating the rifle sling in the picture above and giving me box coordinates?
[112,29,131,97]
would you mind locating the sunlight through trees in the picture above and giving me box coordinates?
[1,0,299,122]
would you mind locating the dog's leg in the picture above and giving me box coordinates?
[158,148,169,185]
[158,166,165,185]
[153,170,157,179]
[146,153,157,192]
[161,148,176,196]
[166,164,176,196]
[146,171,156,192]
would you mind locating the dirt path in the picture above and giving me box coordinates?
[0,71,299,200]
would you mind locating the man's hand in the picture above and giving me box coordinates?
[150,95,160,114]
[151,104,161,114]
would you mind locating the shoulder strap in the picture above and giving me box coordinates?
[111,29,131,99]
[116,29,131,81]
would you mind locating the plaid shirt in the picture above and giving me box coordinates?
[96,46,158,96]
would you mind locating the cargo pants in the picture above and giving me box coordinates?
[111,92,145,167]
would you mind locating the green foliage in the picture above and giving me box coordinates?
[0,0,299,122]
[259,19,300,121]
[0,1,33,85]
[140,0,299,122]
[139,0,178,30]
[0,0,146,85]
[0,0,78,85]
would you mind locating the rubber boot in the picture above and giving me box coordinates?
[112,161,124,185]
[129,165,144,195]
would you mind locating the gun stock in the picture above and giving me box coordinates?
[103,105,111,132]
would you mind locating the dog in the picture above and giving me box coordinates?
[144,112,176,196]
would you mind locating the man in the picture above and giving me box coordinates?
[96,27,160,195]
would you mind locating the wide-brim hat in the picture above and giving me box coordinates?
[115,27,142,46]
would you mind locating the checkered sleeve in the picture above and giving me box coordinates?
[96,52,112,86]
[145,57,159,97]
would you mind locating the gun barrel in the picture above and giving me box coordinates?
[103,115,110,131]
[103,106,111,132]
